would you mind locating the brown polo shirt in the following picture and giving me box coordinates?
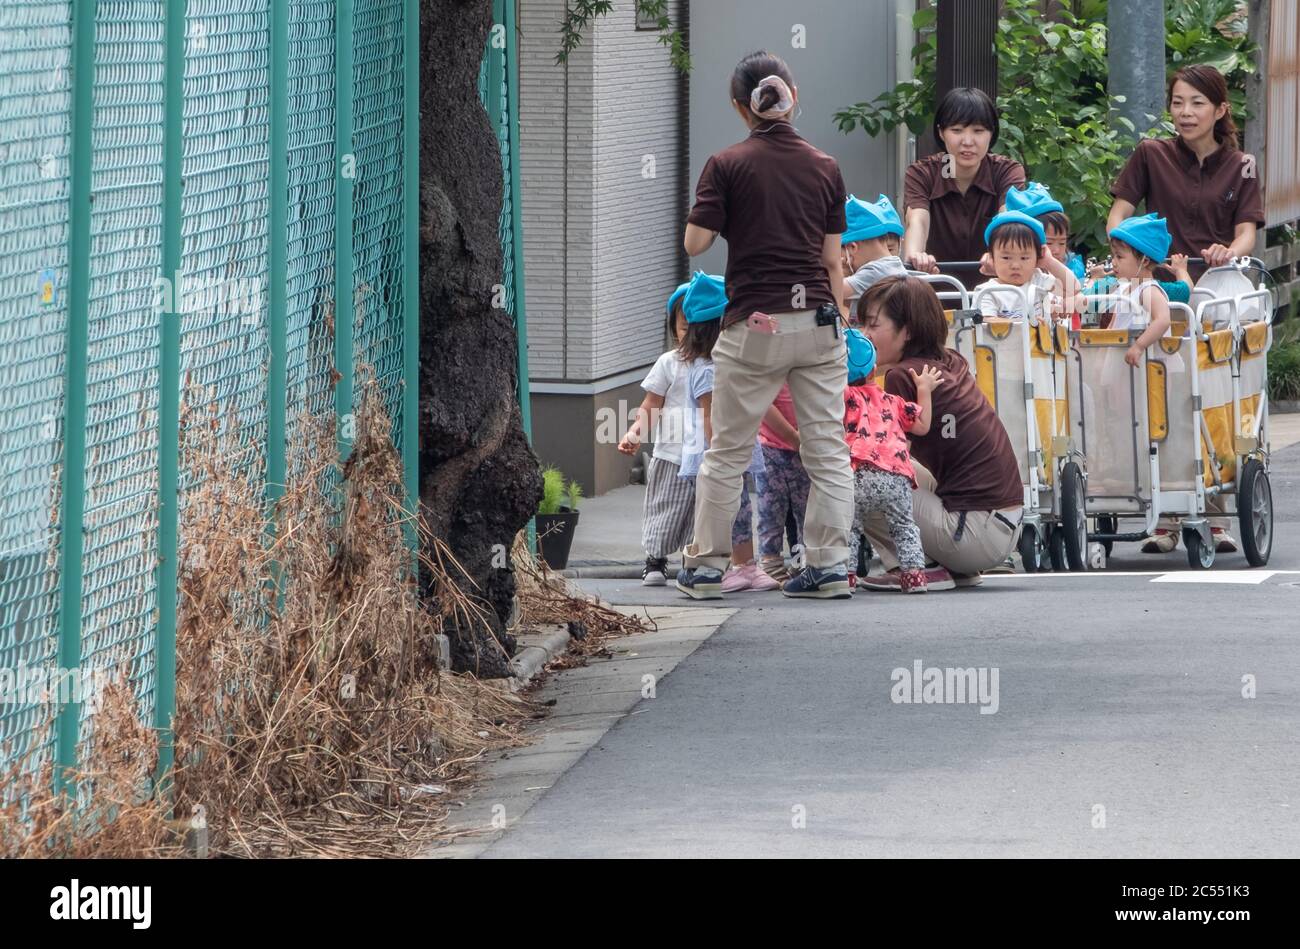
[688,120,847,327]
[1111,137,1264,277]
[885,348,1023,512]
[904,152,1026,288]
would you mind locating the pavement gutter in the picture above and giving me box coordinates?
[421,603,735,859]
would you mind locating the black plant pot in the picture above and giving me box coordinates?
[536,508,580,570]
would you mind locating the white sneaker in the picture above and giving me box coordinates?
[642,558,668,586]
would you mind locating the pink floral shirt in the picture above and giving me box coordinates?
[844,381,921,486]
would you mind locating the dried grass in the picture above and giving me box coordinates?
[3,371,652,857]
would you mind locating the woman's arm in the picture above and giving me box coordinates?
[618,392,666,454]
[763,404,799,448]
[821,233,844,312]
[1202,222,1258,267]
[684,223,718,257]
[1107,197,1137,234]
[902,208,938,273]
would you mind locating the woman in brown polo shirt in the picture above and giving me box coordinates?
[1108,64,1265,556]
[856,277,1025,587]
[675,51,854,601]
[902,87,1026,288]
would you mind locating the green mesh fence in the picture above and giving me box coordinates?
[0,0,419,792]
[0,0,73,773]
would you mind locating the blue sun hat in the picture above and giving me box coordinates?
[679,271,728,323]
[984,210,1047,248]
[845,327,877,383]
[1108,213,1172,264]
[842,194,905,245]
[1005,181,1064,219]
[665,279,691,317]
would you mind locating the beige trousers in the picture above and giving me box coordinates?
[862,462,1022,575]
[683,310,853,571]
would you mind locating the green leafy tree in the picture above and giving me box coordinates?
[557,0,689,72]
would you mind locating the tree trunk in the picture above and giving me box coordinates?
[420,0,541,676]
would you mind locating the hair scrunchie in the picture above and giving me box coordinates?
[749,75,794,119]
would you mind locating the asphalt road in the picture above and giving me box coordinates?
[482,444,1300,858]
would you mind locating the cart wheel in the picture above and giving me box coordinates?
[1238,458,1273,567]
[1048,525,1067,571]
[1018,526,1043,573]
[1059,462,1088,571]
[1184,527,1215,570]
[1096,515,1116,557]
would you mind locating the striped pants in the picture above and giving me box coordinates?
[643,456,754,560]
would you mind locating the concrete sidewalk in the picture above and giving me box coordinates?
[564,412,1300,576]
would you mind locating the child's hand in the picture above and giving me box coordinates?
[617,431,640,455]
[1124,344,1144,368]
[909,364,944,393]
[978,252,996,277]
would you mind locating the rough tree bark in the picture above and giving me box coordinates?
[420,0,541,676]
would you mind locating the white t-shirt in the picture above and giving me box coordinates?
[975,270,1057,320]
[640,350,692,464]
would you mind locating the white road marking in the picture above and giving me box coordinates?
[1152,570,1277,584]
[979,570,1300,580]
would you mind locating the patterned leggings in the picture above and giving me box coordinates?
[755,444,810,557]
[853,466,924,571]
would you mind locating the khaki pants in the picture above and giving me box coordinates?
[683,310,853,571]
[863,462,1022,575]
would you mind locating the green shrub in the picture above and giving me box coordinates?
[1268,327,1300,403]
[538,466,567,515]
[567,479,584,511]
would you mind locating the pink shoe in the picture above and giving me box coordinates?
[720,563,755,593]
[748,565,781,592]
[899,568,929,594]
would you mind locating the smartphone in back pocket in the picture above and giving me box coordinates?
[747,311,778,334]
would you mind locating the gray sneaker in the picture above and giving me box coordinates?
[782,565,852,599]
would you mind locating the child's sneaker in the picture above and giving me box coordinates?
[782,565,852,599]
[899,568,929,593]
[847,572,858,589]
[749,565,781,592]
[642,557,668,586]
[675,565,724,600]
[720,563,755,593]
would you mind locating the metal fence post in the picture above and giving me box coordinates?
[335,0,355,459]
[55,0,97,796]
[154,0,186,792]
[403,0,419,558]
[503,0,531,441]
[268,0,288,511]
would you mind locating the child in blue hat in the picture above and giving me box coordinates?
[840,319,944,593]
[620,274,773,589]
[974,210,1080,321]
[1104,213,1177,367]
[1005,182,1089,282]
[840,194,908,313]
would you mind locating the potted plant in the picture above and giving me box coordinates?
[535,466,582,569]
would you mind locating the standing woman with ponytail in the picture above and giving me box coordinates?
[675,51,855,600]
[1108,64,1265,556]
[1109,65,1264,278]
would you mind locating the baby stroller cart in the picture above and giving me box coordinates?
[1068,289,1275,569]
[961,282,1084,572]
